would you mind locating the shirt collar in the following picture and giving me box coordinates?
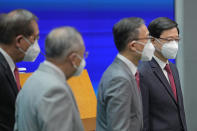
[117,53,137,76]
[0,47,15,73]
[153,55,169,70]
[44,60,66,80]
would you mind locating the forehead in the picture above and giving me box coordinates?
[30,20,39,35]
[138,24,149,37]
[160,27,178,38]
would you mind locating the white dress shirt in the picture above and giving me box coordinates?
[0,47,16,79]
[153,55,170,83]
[117,53,137,76]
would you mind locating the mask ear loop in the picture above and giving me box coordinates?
[131,41,143,55]
[70,53,82,69]
[18,47,26,54]
[16,37,30,54]
[17,39,28,55]
[153,38,163,52]
[18,37,34,54]
[135,41,145,46]
[134,40,148,54]
[23,37,33,46]
[155,38,160,43]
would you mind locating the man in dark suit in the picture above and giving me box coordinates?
[0,9,40,131]
[96,17,155,131]
[138,17,187,131]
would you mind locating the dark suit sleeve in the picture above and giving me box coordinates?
[171,64,188,131]
[104,77,132,131]
[140,75,150,131]
[139,63,151,131]
[0,67,16,131]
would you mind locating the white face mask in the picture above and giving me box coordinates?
[73,55,86,76]
[135,39,155,61]
[19,38,40,62]
[156,39,178,59]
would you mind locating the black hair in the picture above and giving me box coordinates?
[148,17,179,38]
[113,17,144,52]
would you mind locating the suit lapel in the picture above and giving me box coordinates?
[0,52,18,96]
[114,57,135,80]
[169,63,182,106]
[5,67,18,95]
[114,57,141,98]
[169,62,186,128]
[150,58,177,104]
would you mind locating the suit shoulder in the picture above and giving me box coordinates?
[101,61,132,82]
[0,62,12,84]
[22,70,67,99]
[28,69,64,85]
[169,61,179,72]
[169,61,177,68]
[98,63,134,95]
[138,61,152,74]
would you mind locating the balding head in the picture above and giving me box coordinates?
[45,26,84,61]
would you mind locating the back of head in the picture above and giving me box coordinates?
[113,17,144,52]
[148,17,179,38]
[45,26,84,62]
[0,9,38,45]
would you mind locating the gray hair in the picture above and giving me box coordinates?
[45,26,84,61]
[0,9,38,44]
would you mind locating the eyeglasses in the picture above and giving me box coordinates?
[84,51,89,59]
[134,36,153,41]
[76,51,89,60]
[158,37,180,42]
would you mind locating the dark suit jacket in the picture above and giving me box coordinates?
[138,58,187,131]
[0,52,18,131]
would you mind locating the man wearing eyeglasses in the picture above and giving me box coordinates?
[96,17,155,131]
[138,17,187,131]
[0,9,40,131]
[14,27,86,131]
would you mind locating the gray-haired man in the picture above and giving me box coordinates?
[0,9,40,131]
[14,27,86,131]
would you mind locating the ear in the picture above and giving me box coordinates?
[67,52,77,66]
[151,38,157,46]
[15,35,24,47]
[128,41,137,52]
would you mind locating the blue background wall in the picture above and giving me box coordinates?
[0,0,174,94]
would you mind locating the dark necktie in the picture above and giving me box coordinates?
[165,64,177,101]
[14,67,21,91]
[135,71,140,91]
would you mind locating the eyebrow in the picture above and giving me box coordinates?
[163,36,179,39]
